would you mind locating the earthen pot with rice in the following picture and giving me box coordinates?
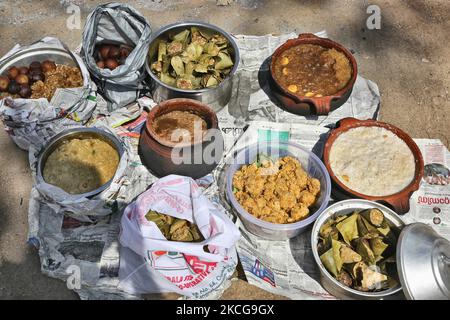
[323,117,424,213]
[139,98,223,179]
[269,33,358,116]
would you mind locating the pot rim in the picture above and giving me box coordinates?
[269,33,358,114]
[36,127,124,198]
[311,199,405,298]
[322,117,424,213]
[145,21,240,94]
[145,98,219,148]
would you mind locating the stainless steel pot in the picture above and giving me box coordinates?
[0,46,80,77]
[36,127,124,198]
[145,21,240,112]
[311,199,405,300]
[397,223,450,300]
[312,199,450,300]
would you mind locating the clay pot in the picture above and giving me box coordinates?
[322,117,424,214]
[269,33,358,116]
[139,98,224,179]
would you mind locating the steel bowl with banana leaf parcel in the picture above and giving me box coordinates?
[36,127,124,198]
[312,199,450,300]
[0,46,82,79]
[145,21,240,112]
[311,199,405,300]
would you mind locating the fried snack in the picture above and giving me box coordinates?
[31,64,83,100]
[232,155,321,224]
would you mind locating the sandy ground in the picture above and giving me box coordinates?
[0,0,449,300]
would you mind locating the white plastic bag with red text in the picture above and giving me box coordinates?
[118,175,240,298]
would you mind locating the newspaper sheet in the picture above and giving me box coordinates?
[28,32,386,300]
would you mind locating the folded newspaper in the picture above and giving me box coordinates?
[26,32,449,300]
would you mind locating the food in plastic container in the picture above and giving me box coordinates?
[232,155,321,224]
[225,141,331,240]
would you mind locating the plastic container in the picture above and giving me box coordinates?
[225,141,331,240]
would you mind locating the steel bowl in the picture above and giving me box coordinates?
[0,46,82,78]
[145,21,240,112]
[311,199,405,300]
[36,127,124,198]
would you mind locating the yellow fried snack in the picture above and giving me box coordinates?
[233,156,320,224]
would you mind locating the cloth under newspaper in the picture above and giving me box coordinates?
[27,32,388,300]
[0,37,97,150]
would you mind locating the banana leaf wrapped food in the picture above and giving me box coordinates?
[150,27,234,90]
[145,210,204,242]
[317,208,399,292]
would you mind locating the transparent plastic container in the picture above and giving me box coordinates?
[226,141,331,240]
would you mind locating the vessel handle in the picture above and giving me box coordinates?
[386,196,411,214]
[297,33,320,40]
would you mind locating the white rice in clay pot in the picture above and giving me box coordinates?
[329,126,415,196]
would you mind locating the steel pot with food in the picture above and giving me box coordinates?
[146,21,240,112]
[312,199,450,300]
[269,33,357,116]
[312,199,405,300]
[37,127,124,198]
[139,98,224,179]
[0,46,84,100]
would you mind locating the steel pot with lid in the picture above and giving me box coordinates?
[312,199,450,300]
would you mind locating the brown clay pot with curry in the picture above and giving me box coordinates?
[269,33,358,116]
[139,98,223,179]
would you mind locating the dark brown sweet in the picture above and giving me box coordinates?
[15,74,29,85]
[108,46,120,59]
[120,46,132,59]
[18,66,29,75]
[41,60,56,73]
[7,81,20,94]
[29,61,42,71]
[0,76,10,91]
[99,45,111,60]
[7,66,19,80]
[30,72,45,83]
[19,85,32,98]
[105,58,118,70]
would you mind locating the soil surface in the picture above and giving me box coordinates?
[0,0,448,300]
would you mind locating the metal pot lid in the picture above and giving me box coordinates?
[397,223,450,300]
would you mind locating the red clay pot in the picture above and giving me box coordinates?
[269,33,358,116]
[323,117,424,214]
[139,98,223,179]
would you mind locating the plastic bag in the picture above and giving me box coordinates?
[81,3,152,111]
[118,175,241,298]
[0,37,97,150]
